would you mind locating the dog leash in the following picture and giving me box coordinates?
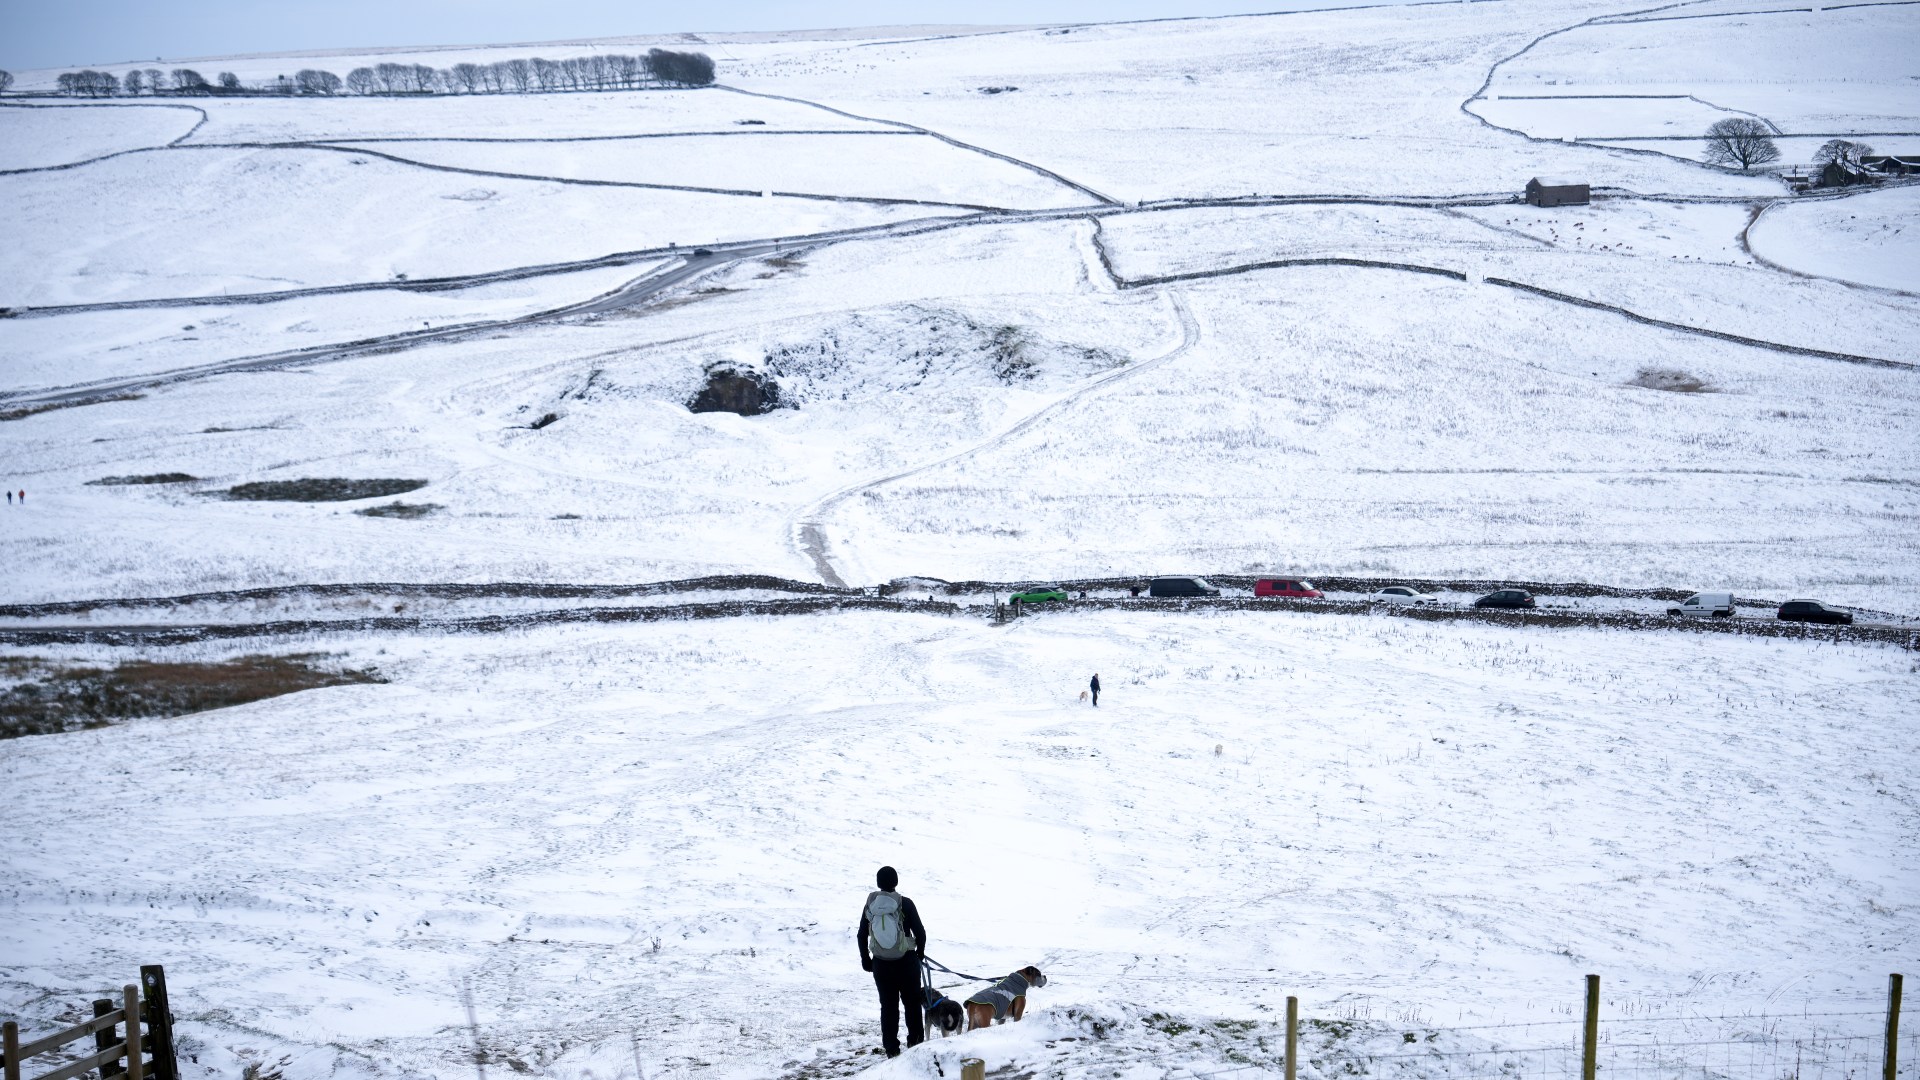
[922,955,995,983]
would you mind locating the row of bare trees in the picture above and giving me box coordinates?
[56,68,229,96]
[41,49,714,99]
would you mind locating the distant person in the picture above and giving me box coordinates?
[858,865,926,1057]
[1089,673,1101,707]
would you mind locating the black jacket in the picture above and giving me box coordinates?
[857,891,926,965]
[1090,675,1101,692]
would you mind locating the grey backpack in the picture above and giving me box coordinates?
[865,891,917,959]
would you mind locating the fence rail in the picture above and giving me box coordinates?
[0,966,177,1080]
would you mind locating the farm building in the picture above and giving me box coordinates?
[1525,177,1590,206]
[1863,155,1920,175]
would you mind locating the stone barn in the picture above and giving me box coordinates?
[1525,177,1590,207]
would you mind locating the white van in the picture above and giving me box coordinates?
[1669,591,1734,618]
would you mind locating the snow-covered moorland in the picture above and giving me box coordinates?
[3,612,1915,1080]
[2,1,1918,1078]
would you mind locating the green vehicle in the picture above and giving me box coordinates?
[1009,586,1070,604]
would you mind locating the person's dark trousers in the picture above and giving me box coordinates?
[1092,690,1099,707]
[872,954,925,1056]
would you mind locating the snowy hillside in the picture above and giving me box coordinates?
[1,2,1917,1080]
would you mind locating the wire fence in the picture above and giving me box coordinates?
[1157,987,1912,1080]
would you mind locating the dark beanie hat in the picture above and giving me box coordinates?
[876,865,899,890]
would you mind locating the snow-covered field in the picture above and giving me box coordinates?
[0,262,657,392]
[336,133,1093,209]
[171,90,895,145]
[1748,186,1920,293]
[3,612,1915,1080]
[1478,4,1920,135]
[3,2,1918,1079]
[0,102,202,169]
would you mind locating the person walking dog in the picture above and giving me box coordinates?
[858,865,927,1057]
[1089,673,1101,707]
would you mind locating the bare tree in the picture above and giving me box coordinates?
[171,68,210,93]
[646,49,716,86]
[372,62,406,93]
[143,68,165,94]
[123,69,146,95]
[295,69,342,95]
[0,70,12,95]
[346,67,377,95]
[531,57,559,91]
[503,58,533,93]
[1814,138,1874,169]
[481,62,506,93]
[59,70,120,97]
[449,62,482,93]
[1703,117,1779,170]
[218,71,240,89]
[409,64,438,92]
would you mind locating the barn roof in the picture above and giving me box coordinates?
[1528,177,1586,188]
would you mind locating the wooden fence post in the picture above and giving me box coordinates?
[1285,996,1299,1080]
[4,1019,20,1080]
[95,998,125,1079]
[1582,974,1600,1080]
[141,966,178,1080]
[123,984,144,1080]
[1887,973,1905,1080]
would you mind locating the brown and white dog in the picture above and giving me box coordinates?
[963,967,1046,1031]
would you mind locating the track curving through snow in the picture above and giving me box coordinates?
[788,290,1200,587]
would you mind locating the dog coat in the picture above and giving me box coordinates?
[966,972,1032,1021]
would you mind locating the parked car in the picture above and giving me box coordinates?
[1149,576,1220,598]
[1370,586,1439,605]
[1474,589,1537,610]
[1009,586,1069,604]
[1668,591,1734,618]
[1255,578,1322,599]
[1777,599,1853,625]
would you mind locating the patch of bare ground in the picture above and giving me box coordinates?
[0,654,386,738]
[223,478,427,501]
[356,502,443,519]
[87,473,199,486]
[0,393,143,422]
[1629,368,1715,393]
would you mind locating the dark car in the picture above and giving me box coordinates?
[1473,589,1537,610]
[1149,576,1220,598]
[693,247,715,256]
[1777,599,1853,625]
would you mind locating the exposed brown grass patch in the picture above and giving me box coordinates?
[1629,368,1715,393]
[224,478,427,502]
[1,655,386,738]
[0,393,143,422]
[356,502,442,519]
[87,473,199,486]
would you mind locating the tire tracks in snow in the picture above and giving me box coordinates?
[789,289,1200,587]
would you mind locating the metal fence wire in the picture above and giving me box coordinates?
[1169,975,1910,1080]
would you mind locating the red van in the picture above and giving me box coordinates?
[1254,578,1321,599]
